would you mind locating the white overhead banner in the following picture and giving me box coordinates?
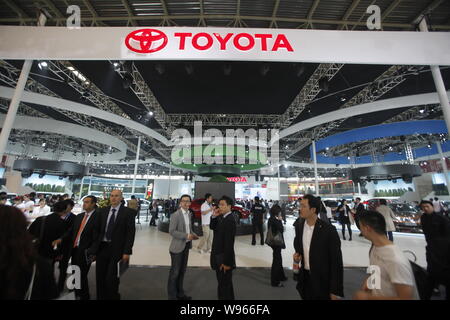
[0,26,450,65]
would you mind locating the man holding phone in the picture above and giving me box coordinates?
[167,194,198,300]
[210,196,237,300]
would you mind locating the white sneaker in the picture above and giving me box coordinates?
[197,248,203,253]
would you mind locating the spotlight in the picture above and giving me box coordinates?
[148,111,154,116]
[419,109,425,114]
[319,77,329,93]
[21,170,32,178]
[223,64,232,76]
[260,64,270,76]
[38,170,46,178]
[42,142,46,147]
[113,62,121,71]
[37,61,47,70]
[295,64,305,77]
[122,73,133,89]
[185,63,194,75]
[427,143,432,149]
[155,63,165,75]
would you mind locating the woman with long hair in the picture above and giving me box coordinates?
[267,204,287,287]
[0,205,57,299]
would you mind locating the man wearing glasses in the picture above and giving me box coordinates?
[167,194,198,300]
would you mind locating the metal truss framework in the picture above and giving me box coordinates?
[0,60,170,161]
[111,61,171,134]
[279,63,344,128]
[166,113,281,128]
[286,65,426,158]
[45,60,171,160]
[1,13,449,31]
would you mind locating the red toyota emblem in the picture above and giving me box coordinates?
[125,29,168,53]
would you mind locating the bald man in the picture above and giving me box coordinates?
[90,190,136,300]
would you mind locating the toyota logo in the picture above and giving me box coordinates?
[125,29,168,54]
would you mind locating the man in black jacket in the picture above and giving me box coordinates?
[210,196,236,300]
[293,194,344,300]
[251,197,265,245]
[29,201,68,262]
[352,197,366,236]
[90,189,136,300]
[419,200,450,299]
[56,199,76,295]
[70,195,99,300]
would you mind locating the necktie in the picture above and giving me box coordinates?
[73,213,88,248]
[106,208,116,241]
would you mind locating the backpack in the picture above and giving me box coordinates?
[404,249,432,300]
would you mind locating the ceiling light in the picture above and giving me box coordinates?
[38,61,47,70]
[419,109,425,114]
[67,66,75,71]
[42,142,46,147]
[148,111,154,116]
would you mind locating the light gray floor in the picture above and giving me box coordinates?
[86,265,368,300]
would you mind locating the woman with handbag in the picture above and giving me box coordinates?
[267,204,287,287]
[0,205,58,300]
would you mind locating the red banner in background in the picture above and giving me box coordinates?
[419,158,450,173]
[227,177,247,182]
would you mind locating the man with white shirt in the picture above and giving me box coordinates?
[23,194,35,215]
[69,195,99,300]
[196,193,214,253]
[354,210,419,300]
[90,189,136,300]
[293,194,343,300]
[167,194,198,300]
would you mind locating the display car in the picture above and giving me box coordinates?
[389,203,422,233]
[364,198,422,233]
[190,198,250,224]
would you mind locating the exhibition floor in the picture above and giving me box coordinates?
[130,216,428,269]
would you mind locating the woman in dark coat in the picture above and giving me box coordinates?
[267,204,287,287]
[337,199,353,241]
[0,205,58,300]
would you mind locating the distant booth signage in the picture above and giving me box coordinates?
[227,177,248,182]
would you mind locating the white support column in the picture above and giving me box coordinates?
[312,140,319,196]
[79,176,85,200]
[277,166,281,201]
[419,19,450,134]
[358,182,362,195]
[87,174,93,195]
[131,136,141,195]
[168,163,172,199]
[436,142,450,196]
[0,60,32,158]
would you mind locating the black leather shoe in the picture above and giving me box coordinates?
[251,242,256,246]
[271,283,284,287]
[177,295,192,300]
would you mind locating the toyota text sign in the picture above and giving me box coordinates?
[1,26,450,65]
[124,28,294,55]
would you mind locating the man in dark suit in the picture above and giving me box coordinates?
[210,195,237,300]
[251,197,265,245]
[70,195,99,300]
[56,199,76,294]
[293,194,344,300]
[28,201,68,262]
[90,189,136,300]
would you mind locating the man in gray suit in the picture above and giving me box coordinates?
[167,194,198,300]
